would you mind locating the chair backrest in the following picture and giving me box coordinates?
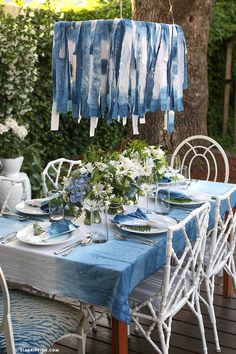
[0,176,27,216]
[158,202,210,317]
[0,267,15,353]
[41,158,82,196]
[171,135,229,183]
[204,186,236,277]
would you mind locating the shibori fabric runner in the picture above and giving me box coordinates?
[51,19,187,136]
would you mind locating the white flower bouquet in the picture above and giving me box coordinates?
[64,141,167,216]
[0,118,28,158]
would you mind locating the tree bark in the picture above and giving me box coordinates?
[130,0,215,151]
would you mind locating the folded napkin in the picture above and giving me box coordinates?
[25,199,49,213]
[164,172,185,182]
[40,200,49,213]
[158,189,211,203]
[112,208,149,226]
[159,175,171,183]
[158,189,191,201]
[45,219,78,238]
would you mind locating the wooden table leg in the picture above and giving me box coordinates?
[112,318,128,354]
[223,269,232,297]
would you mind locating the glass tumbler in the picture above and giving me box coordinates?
[48,190,64,222]
[179,165,189,190]
[91,205,109,243]
[155,182,171,215]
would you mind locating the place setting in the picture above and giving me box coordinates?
[0,190,83,248]
[109,206,177,247]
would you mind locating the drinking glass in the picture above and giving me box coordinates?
[179,165,189,190]
[141,174,156,213]
[155,182,171,215]
[91,205,109,243]
[83,200,109,243]
[48,190,64,222]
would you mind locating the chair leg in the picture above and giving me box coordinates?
[77,333,86,354]
[157,323,169,354]
[194,292,208,354]
[224,255,236,292]
[205,278,221,352]
[4,314,16,354]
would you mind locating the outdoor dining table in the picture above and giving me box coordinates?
[0,180,236,354]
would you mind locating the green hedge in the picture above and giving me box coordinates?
[0,0,131,196]
[207,0,236,150]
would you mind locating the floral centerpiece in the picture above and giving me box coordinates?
[63,140,167,219]
[0,118,28,158]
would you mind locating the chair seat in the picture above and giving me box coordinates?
[129,267,192,312]
[0,290,84,354]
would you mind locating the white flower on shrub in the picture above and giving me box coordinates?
[5,118,18,129]
[13,125,28,140]
[0,123,9,134]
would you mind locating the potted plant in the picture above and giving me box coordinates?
[0,118,28,177]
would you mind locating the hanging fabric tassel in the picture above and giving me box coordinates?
[90,117,98,137]
[51,19,187,135]
[132,115,139,135]
[167,110,175,133]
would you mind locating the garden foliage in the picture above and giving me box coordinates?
[208,0,236,148]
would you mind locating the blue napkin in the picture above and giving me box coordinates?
[112,208,149,226]
[159,176,171,183]
[158,189,192,201]
[45,219,78,237]
[40,200,49,213]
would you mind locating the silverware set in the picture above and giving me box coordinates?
[113,230,159,246]
[54,236,92,257]
[2,212,45,222]
[0,232,17,244]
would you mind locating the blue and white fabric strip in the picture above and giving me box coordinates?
[51,19,187,136]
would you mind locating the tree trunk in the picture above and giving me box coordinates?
[130,0,215,151]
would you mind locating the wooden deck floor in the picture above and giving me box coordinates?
[47,276,236,354]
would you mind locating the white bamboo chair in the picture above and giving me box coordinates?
[0,176,27,216]
[171,135,229,182]
[41,158,82,196]
[199,186,236,352]
[129,202,210,354]
[0,266,88,354]
[42,158,105,330]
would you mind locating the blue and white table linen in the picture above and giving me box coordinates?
[1,181,235,324]
[51,19,187,135]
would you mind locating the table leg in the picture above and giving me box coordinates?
[112,318,128,354]
[223,269,232,297]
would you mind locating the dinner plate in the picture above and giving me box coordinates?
[15,199,49,216]
[16,221,79,246]
[116,214,177,234]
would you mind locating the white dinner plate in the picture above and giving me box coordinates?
[15,199,49,216]
[116,214,177,235]
[16,221,79,246]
